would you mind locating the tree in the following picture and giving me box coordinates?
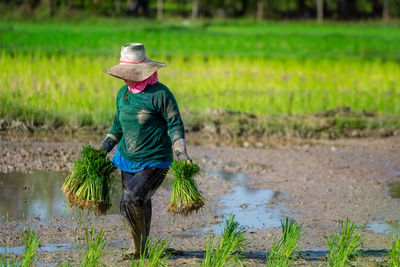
[383,0,390,21]
[116,0,121,15]
[157,0,163,20]
[316,0,323,23]
[192,0,199,19]
[257,0,266,21]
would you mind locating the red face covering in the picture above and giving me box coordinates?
[127,72,158,94]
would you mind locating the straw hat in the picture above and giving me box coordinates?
[103,43,166,81]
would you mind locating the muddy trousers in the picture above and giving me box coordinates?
[120,167,167,256]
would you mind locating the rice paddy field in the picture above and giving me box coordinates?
[1,18,400,267]
[1,19,400,137]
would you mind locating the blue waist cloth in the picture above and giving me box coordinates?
[112,149,172,173]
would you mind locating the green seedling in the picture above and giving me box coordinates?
[80,228,107,267]
[62,145,116,215]
[201,214,247,267]
[20,227,43,267]
[267,218,302,267]
[389,222,400,267]
[132,237,171,267]
[326,219,364,267]
[168,160,204,216]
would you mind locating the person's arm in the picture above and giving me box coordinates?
[100,97,123,153]
[158,89,191,162]
[100,133,119,153]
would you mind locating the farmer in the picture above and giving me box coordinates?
[100,43,191,258]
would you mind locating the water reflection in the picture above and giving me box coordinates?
[205,169,282,233]
[0,170,122,221]
[366,220,396,234]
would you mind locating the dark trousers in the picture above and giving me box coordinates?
[120,167,167,255]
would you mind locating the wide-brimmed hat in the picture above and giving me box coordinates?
[103,43,166,81]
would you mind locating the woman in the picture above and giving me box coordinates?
[100,43,191,258]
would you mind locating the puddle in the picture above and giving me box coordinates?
[205,169,282,233]
[0,170,123,221]
[1,168,282,234]
[0,243,73,255]
[366,220,396,234]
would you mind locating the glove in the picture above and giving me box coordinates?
[173,138,191,162]
[100,134,119,153]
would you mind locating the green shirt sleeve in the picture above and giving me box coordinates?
[155,87,185,144]
[108,88,124,141]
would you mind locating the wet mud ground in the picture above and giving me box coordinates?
[0,133,400,266]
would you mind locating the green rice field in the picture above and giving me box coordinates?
[1,19,399,134]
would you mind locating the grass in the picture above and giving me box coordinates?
[62,145,116,215]
[0,248,17,267]
[1,19,400,136]
[0,228,42,267]
[80,228,107,267]
[1,53,399,131]
[131,237,171,267]
[389,222,400,267]
[201,214,247,267]
[266,218,302,267]
[168,160,204,216]
[326,219,364,267]
[1,19,400,59]
[20,227,43,267]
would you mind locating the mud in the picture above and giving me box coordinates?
[0,133,400,266]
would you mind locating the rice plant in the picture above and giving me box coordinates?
[266,218,302,267]
[201,214,247,267]
[168,160,204,216]
[389,222,400,267]
[326,219,364,267]
[59,262,72,267]
[131,237,171,267]
[0,250,17,267]
[20,227,43,267]
[80,228,107,267]
[2,20,400,60]
[62,145,116,215]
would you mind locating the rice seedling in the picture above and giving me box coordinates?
[131,237,171,267]
[0,249,17,267]
[80,228,107,267]
[2,20,400,60]
[1,21,400,137]
[266,218,302,267]
[168,160,204,216]
[59,262,72,267]
[389,222,400,267]
[20,227,43,267]
[62,145,116,215]
[201,214,247,267]
[326,219,364,267]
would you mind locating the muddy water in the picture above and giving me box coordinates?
[205,169,281,233]
[0,170,122,221]
[0,168,282,233]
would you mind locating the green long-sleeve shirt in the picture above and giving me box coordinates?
[109,82,185,162]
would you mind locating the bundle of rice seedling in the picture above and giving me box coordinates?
[62,145,116,215]
[168,160,204,216]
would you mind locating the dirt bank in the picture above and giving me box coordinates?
[0,134,399,266]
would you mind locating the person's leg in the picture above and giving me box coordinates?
[120,167,167,257]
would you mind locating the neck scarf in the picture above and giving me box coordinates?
[127,72,158,94]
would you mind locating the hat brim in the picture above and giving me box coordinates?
[103,59,166,81]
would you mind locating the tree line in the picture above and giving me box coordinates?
[2,0,399,21]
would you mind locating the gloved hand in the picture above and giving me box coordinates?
[100,134,119,153]
[173,138,191,163]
